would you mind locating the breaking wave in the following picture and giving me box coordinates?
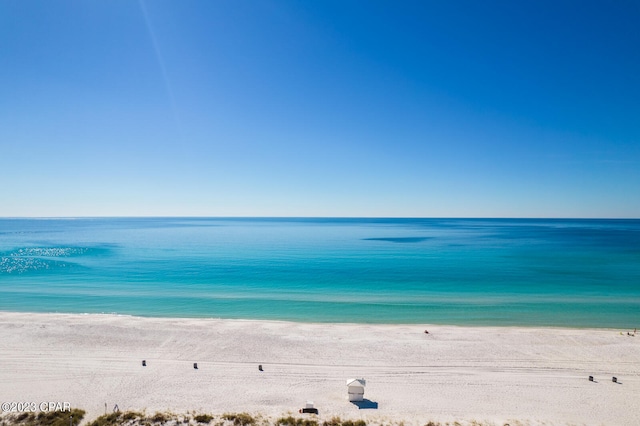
[0,246,104,274]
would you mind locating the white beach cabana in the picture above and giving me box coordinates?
[346,378,366,401]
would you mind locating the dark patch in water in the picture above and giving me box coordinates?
[363,237,430,243]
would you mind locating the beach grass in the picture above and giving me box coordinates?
[276,416,318,426]
[0,409,531,426]
[0,408,85,426]
[322,419,366,426]
[193,414,214,423]
[222,412,257,426]
[276,416,371,426]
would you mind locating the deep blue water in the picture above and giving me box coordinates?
[1,218,639,327]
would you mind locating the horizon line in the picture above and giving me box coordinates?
[1,215,639,220]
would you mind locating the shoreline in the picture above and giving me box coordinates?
[1,308,636,330]
[6,309,626,329]
[1,311,639,425]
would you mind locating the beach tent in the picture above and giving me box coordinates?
[346,378,366,401]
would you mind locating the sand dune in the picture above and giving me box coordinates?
[0,312,638,425]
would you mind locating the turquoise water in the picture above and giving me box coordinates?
[1,218,639,327]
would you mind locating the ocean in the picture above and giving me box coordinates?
[1,217,638,327]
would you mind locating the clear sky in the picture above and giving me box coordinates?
[1,0,638,217]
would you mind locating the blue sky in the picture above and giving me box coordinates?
[1,0,638,217]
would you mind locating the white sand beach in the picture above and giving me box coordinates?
[0,312,638,425]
